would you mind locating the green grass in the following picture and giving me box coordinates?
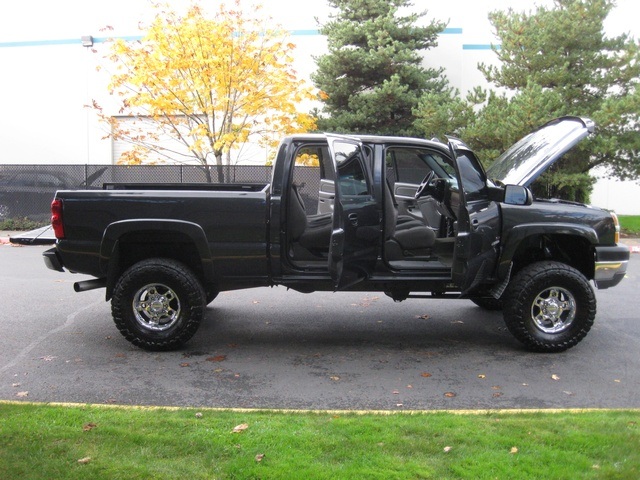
[0,403,638,479]
[619,215,640,236]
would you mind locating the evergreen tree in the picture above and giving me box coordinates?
[416,0,640,201]
[312,0,448,135]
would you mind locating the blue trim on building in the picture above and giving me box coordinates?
[0,27,467,48]
[462,44,499,50]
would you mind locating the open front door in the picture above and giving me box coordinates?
[448,141,501,295]
[326,135,381,290]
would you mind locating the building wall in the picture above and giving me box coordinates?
[1,0,638,212]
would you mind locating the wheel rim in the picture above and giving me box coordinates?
[132,283,181,332]
[530,286,576,334]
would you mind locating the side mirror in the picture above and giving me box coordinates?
[504,185,533,206]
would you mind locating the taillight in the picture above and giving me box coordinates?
[51,199,65,239]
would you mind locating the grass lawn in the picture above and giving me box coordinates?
[619,215,640,237]
[0,402,638,479]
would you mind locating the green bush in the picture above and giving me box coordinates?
[0,217,48,231]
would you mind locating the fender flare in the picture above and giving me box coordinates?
[99,219,214,294]
[498,223,597,279]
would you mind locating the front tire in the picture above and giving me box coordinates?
[503,261,596,352]
[112,258,205,351]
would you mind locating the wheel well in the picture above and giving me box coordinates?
[107,230,207,298]
[511,234,594,280]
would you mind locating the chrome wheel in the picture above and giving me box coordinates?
[132,283,181,332]
[531,286,576,334]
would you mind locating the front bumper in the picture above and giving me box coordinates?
[43,247,64,272]
[594,244,629,289]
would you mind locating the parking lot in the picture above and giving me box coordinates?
[1,243,638,410]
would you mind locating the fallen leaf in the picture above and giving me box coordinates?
[478,374,486,379]
[180,363,190,367]
[16,391,28,398]
[83,423,97,432]
[443,446,452,453]
[392,390,400,395]
[330,375,341,381]
[195,412,203,419]
[510,447,519,454]
[492,385,501,390]
[255,453,265,462]
[11,383,20,387]
[451,320,464,324]
[232,423,249,433]
[420,372,432,378]
[40,355,57,362]
[444,392,456,398]
[614,379,621,383]
[77,457,92,464]
[207,355,227,362]
[551,374,560,381]
[416,314,430,320]
[492,392,503,398]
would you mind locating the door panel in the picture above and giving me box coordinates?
[326,136,381,290]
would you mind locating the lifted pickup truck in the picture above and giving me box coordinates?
[44,117,629,352]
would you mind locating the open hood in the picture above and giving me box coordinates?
[485,116,594,187]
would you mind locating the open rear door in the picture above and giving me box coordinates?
[326,135,381,290]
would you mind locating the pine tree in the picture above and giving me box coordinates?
[416,0,640,201]
[312,0,448,135]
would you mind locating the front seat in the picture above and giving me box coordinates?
[384,181,435,258]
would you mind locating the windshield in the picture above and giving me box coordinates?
[485,117,592,187]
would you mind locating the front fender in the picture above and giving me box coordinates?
[498,223,598,279]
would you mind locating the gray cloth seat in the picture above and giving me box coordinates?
[385,182,435,252]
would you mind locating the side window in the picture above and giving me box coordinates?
[456,152,487,202]
[386,148,432,185]
[385,147,455,185]
[333,142,371,197]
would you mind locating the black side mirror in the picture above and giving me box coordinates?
[504,185,533,205]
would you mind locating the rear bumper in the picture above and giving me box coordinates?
[594,244,629,289]
[43,247,64,272]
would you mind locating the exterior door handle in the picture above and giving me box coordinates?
[348,213,359,227]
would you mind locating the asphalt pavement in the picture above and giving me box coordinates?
[0,243,638,411]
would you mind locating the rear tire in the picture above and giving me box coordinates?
[503,261,596,352]
[112,258,205,351]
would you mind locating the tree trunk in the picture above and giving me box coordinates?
[215,151,225,183]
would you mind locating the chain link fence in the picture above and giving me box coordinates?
[0,164,307,222]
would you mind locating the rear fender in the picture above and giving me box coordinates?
[100,219,214,297]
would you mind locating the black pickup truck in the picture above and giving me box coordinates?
[44,117,629,352]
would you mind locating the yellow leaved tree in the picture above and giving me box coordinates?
[95,1,316,181]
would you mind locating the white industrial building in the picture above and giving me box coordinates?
[0,0,638,212]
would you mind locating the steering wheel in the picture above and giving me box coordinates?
[414,171,437,199]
